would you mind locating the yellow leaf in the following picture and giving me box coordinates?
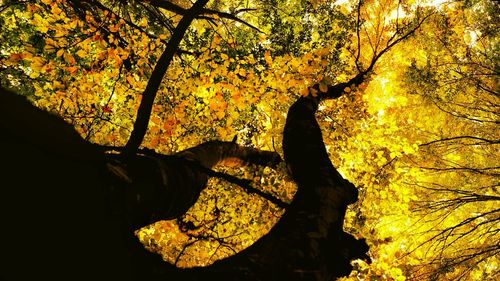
[63,52,76,65]
[109,24,119,33]
[76,50,86,58]
[238,68,247,77]
[126,75,135,85]
[66,66,78,74]
[69,19,78,29]
[29,71,40,78]
[56,49,64,57]
[214,36,221,46]
[38,25,49,34]
[264,50,273,65]
[31,56,46,71]
[138,17,148,27]
[319,83,328,93]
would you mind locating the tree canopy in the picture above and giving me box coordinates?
[0,0,498,280]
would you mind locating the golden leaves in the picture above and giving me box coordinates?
[300,87,310,97]
[76,50,87,58]
[209,92,228,120]
[136,163,293,267]
[32,13,49,33]
[319,82,328,93]
[264,50,273,66]
[63,52,76,65]
[0,0,495,279]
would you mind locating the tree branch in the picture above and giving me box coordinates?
[201,9,262,32]
[148,0,261,32]
[122,0,209,157]
[355,0,363,72]
[194,165,290,209]
[317,8,435,101]
[420,136,500,146]
[367,10,434,73]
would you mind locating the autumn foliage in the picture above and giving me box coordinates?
[0,0,498,280]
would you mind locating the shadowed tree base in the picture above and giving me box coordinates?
[129,94,370,281]
[183,94,370,281]
[0,82,368,281]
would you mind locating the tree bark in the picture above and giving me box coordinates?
[186,89,370,281]
[133,79,373,281]
[0,86,136,280]
[106,140,282,230]
[0,86,283,280]
[1,73,372,280]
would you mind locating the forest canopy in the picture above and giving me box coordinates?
[0,0,498,280]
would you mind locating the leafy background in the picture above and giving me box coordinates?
[0,0,498,280]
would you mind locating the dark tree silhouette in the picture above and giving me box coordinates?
[0,0,435,280]
[0,86,280,280]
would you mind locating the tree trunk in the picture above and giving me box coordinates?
[1,81,368,280]
[0,86,280,280]
[0,87,136,280]
[181,95,369,281]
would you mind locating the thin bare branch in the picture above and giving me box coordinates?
[420,136,500,146]
[202,9,262,32]
[355,0,363,71]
